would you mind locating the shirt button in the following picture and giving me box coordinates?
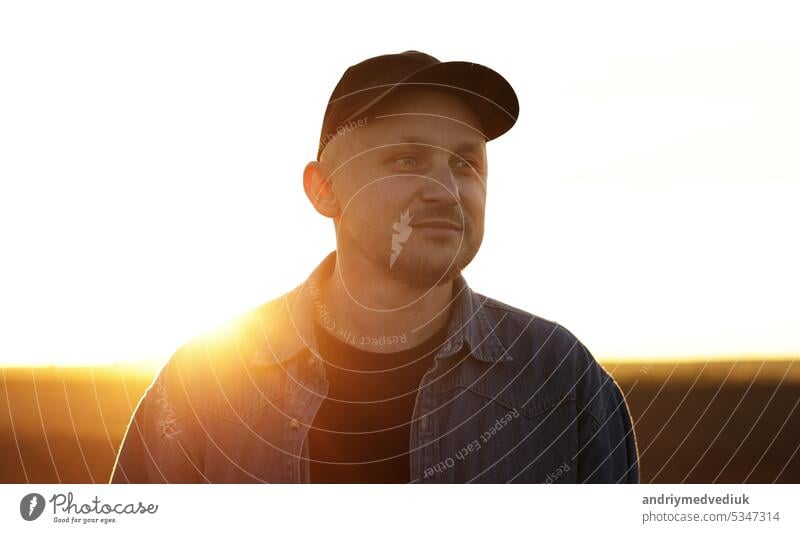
[289,418,301,430]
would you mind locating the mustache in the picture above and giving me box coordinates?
[405,207,467,227]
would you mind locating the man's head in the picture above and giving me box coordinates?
[303,51,518,289]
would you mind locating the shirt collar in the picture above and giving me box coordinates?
[250,250,512,366]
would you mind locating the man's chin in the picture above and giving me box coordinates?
[386,251,472,289]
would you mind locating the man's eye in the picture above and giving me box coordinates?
[453,158,476,170]
[394,156,418,167]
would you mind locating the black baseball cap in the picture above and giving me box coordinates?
[317,50,519,159]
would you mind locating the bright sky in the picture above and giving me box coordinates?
[1,1,798,365]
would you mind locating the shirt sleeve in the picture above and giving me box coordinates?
[575,361,641,483]
[109,356,204,483]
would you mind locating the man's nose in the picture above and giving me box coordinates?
[419,160,460,204]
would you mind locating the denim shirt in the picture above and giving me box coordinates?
[111,251,640,483]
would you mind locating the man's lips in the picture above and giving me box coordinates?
[410,219,463,230]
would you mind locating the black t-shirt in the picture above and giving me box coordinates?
[308,319,449,483]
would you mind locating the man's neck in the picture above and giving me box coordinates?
[317,251,455,353]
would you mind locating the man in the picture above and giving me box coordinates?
[111,50,640,483]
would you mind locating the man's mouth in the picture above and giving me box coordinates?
[410,219,463,231]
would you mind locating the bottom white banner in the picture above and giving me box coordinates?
[1,484,796,532]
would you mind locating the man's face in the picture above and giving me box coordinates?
[320,88,488,289]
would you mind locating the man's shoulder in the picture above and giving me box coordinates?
[171,293,284,365]
[147,290,295,417]
[476,292,618,414]
[476,292,591,366]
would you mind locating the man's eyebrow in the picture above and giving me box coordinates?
[453,140,485,155]
[387,136,485,154]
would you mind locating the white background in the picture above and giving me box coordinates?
[1,1,798,365]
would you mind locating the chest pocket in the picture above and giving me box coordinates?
[447,383,574,418]
[428,370,579,483]
[430,359,576,421]
[191,362,296,424]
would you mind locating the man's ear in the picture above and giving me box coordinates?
[303,161,340,219]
